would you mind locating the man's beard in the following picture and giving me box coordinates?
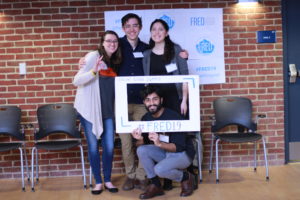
[146,103,163,115]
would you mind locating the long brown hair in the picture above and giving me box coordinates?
[98,30,122,73]
[149,19,175,65]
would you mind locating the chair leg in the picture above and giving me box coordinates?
[31,147,36,192]
[35,149,39,182]
[79,145,87,189]
[262,137,269,181]
[209,134,214,173]
[215,139,220,183]
[89,166,93,188]
[196,131,203,183]
[18,147,25,192]
[23,145,30,181]
[254,141,257,171]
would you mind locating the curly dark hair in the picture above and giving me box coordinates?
[149,19,175,64]
[140,84,163,100]
[98,30,122,73]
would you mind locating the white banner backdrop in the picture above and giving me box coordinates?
[105,8,225,85]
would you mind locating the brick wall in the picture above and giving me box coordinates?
[0,0,284,179]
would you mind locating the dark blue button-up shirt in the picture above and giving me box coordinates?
[119,36,149,104]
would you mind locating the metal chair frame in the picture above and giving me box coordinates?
[0,106,30,191]
[30,104,86,191]
[195,131,203,183]
[208,97,269,183]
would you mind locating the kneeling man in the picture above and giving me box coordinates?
[131,85,195,199]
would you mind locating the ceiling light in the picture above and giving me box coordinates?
[238,0,261,3]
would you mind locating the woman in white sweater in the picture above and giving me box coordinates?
[73,30,122,195]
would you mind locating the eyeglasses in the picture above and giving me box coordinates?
[124,24,140,29]
[104,40,118,44]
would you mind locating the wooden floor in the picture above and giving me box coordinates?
[1,164,300,200]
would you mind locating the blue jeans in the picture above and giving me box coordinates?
[137,145,192,182]
[79,115,115,184]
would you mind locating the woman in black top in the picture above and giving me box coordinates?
[142,19,189,117]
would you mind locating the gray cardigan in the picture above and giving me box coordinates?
[142,44,189,99]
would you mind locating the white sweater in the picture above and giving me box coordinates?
[73,51,103,139]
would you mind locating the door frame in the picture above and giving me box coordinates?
[282,0,292,164]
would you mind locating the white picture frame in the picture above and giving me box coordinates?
[115,75,200,133]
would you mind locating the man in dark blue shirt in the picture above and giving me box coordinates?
[131,85,195,199]
[118,13,149,192]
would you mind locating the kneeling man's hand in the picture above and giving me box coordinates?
[148,132,160,146]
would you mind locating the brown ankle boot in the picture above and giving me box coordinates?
[122,177,135,191]
[180,172,194,197]
[139,184,164,199]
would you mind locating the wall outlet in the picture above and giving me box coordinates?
[19,63,26,75]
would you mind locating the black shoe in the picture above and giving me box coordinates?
[91,189,103,195]
[104,186,119,193]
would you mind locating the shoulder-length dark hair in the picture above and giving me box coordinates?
[98,30,122,73]
[149,19,175,64]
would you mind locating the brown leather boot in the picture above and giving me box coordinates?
[180,172,194,197]
[139,184,164,199]
[122,177,135,191]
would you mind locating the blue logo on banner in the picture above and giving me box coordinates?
[196,39,214,54]
[160,15,175,29]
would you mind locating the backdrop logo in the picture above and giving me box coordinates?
[115,19,121,24]
[196,39,214,54]
[190,17,205,26]
[160,15,175,29]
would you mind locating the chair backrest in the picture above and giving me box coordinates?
[0,106,24,140]
[35,103,79,140]
[212,97,256,132]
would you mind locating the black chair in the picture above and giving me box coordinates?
[0,106,30,191]
[31,104,86,191]
[209,97,269,183]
